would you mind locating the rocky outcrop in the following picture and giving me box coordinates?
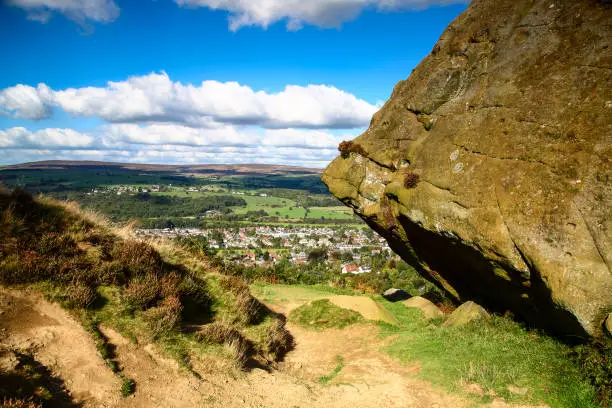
[443,301,490,327]
[323,0,611,338]
[403,296,444,320]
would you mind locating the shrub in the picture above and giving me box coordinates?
[143,295,183,339]
[403,171,420,188]
[111,240,163,278]
[37,233,78,257]
[338,141,367,159]
[160,272,182,298]
[123,274,160,310]
[0,398,40,408]
[65,282,96,309]
[196,322,242,345]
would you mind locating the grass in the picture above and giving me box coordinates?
[120,376,135,397]
[289,299,364,330]
[250,283,357,304]
[318,356,345,385]
[378,300,602,408]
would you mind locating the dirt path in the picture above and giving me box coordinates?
[0,287,546,408]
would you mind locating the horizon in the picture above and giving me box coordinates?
[0,0,468,167]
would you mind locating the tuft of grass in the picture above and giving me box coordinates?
[289,299,364,330]
[120,376,135,397]
[379,300,602,408]
[319,356,345,385]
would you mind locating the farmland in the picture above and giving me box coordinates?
[0,161,360,226]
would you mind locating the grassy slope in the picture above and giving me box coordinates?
[0,189,292,401]
[378,299,600,408]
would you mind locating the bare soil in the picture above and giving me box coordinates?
[0,286,547,408]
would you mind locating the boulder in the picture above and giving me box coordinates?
[382,288,410,302]
[403,296,444,320]
[322,0,612,338]
[443,301,489,327]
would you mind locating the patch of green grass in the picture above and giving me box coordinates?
[319,356,345,385]
[251,283,357,304]
[379,300,601,408]
[289,299,364,330]
[120,376,135,397]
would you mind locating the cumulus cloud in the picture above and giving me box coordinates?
[0,72,377,129]
[7,0,120,24]
[0,127,95,149]
[174,0,466,31]
[0,124,353,167]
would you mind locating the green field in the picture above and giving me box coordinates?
[0,165,361,225]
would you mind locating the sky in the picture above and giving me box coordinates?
[0,0,468,168]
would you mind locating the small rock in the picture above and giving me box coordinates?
[403,296,444,320]
[443,301,490,327]
[603,313,612,338]
[507,385,529,395]
[382,288,410,302]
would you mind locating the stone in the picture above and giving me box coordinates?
[507,385,529,396]
[403,296,444,320]
[322,0,612,338]
[443,301,489,327]
[382,288,410,302]
[604,313,612,338]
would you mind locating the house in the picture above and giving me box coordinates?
[341,264,360,274]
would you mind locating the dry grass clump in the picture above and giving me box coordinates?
[379,195,397,230]
[403,171,420,188]
[123,274,161,310]
[0,398,40,408]
[65,281,97,309]
[143,295,183,339]
[196,321,242,344]
[111,240,163,277]
[220,276,264,325]
[338,140,367,159]
[263,318,294,361]
[195,322,251,368]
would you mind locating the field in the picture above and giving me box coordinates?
[0,162,361,226]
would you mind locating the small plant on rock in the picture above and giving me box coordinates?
[403,171,420,188]
[338,141,367,159]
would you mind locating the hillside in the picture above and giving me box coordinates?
[0,190,608,407]
[0,188,292,406]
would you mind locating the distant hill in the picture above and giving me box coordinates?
[1,160,323,176]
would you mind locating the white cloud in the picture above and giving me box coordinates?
[0,124,354,167]
[174,0,466,31]
[7,0,120,23]
[0,72,377,129]
[0,127,94,148]
[0,84,54,120]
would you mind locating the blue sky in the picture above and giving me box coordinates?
[0,0,467,167]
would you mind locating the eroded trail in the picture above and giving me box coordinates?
[0,287,545,408]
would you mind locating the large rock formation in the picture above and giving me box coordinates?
[323,0,611,338]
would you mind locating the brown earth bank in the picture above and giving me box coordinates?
[322,0,612,339]
[0,287,549,408]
